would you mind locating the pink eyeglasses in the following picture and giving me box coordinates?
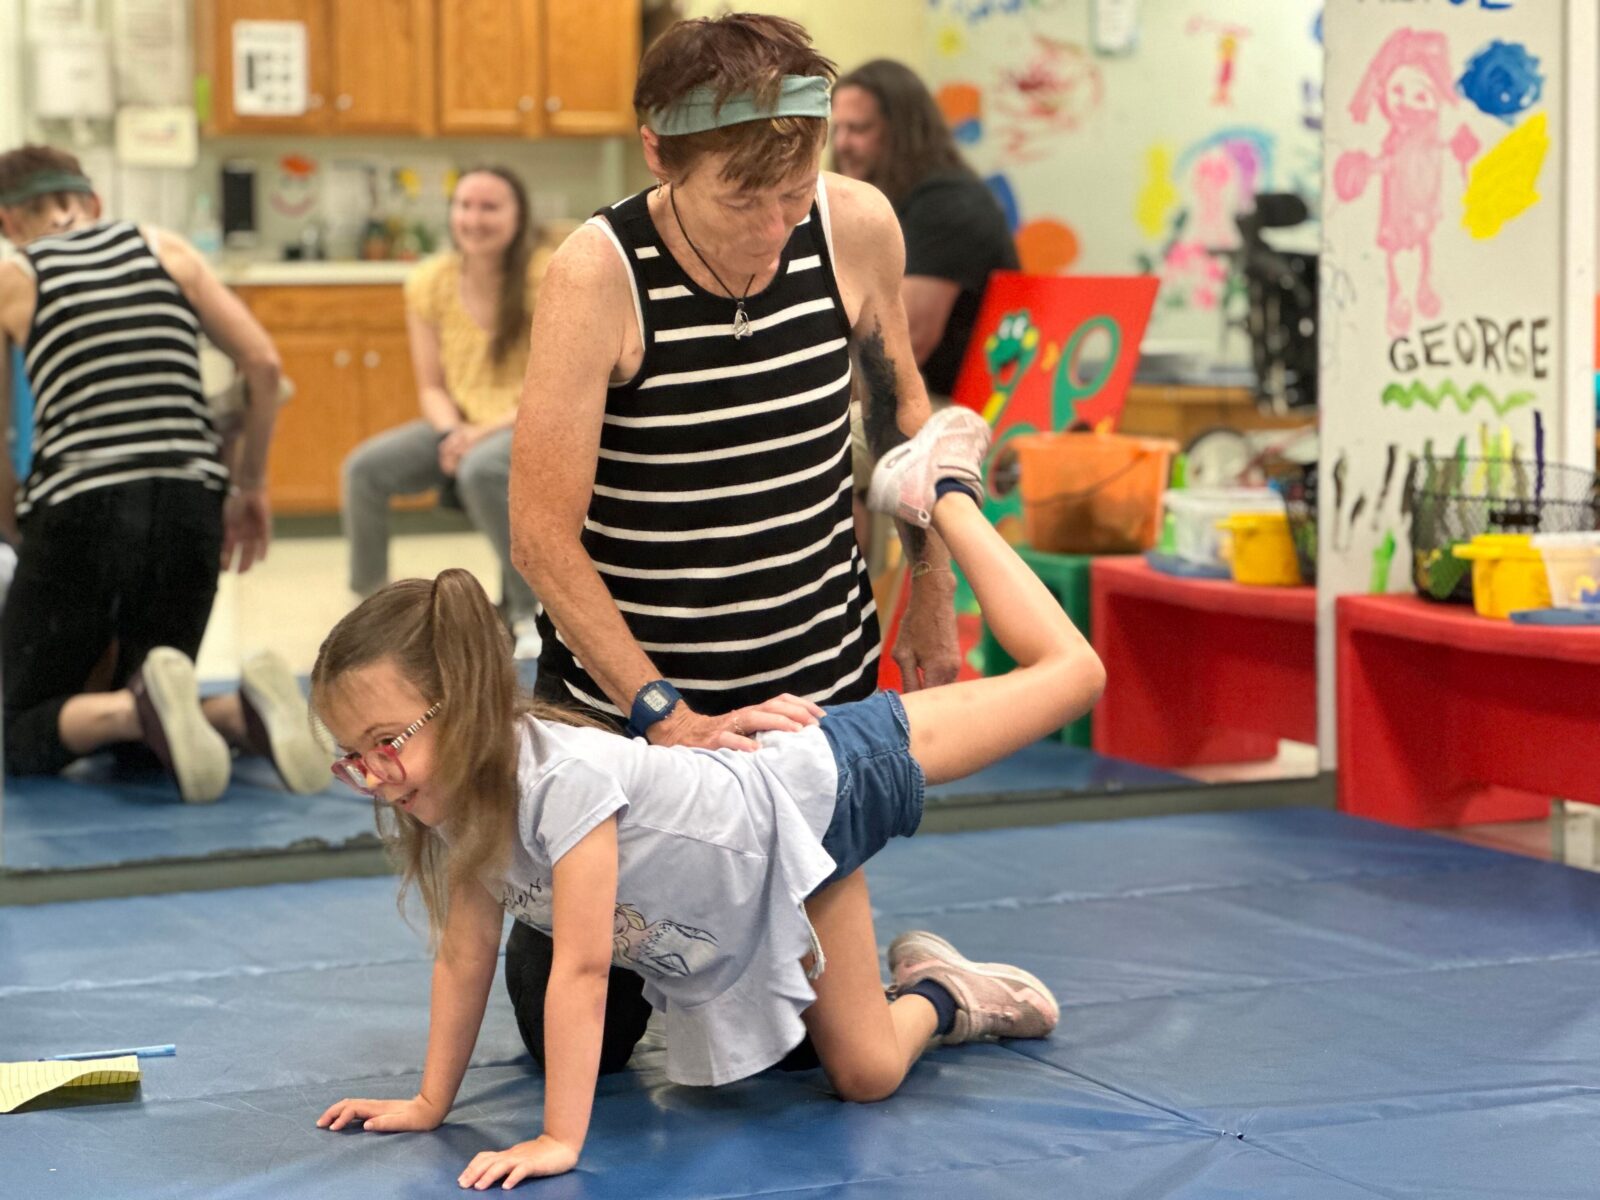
[331,702,441,795]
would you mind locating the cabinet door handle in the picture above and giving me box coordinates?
[545,96,562,113]
[335,94,353,111]
[363,350,381,369]
[517,96,535,113]
[333,349,352,367]
[308,93,325,110]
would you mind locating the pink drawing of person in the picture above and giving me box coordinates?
[1334,29,1480,337]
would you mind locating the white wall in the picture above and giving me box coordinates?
[924,0,1324,360]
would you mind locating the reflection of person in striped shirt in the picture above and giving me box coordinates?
[505,14,964,1080]
[0,144,323,803]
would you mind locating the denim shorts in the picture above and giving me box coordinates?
[812,690,926,894]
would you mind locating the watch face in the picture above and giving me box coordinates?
[643,686,671,714]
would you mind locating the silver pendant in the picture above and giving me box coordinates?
[732,303,752,339]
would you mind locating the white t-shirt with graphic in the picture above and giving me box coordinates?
[490,715,841,1086]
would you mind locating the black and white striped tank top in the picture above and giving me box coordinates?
[538,183,881,718]
[18,221,224,518]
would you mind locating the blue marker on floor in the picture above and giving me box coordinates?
[48,1044,176,1061]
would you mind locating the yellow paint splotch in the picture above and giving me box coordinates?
[1136,145,1179,239]
[1462,112,1549,240]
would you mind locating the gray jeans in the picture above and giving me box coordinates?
[340,419,537,620]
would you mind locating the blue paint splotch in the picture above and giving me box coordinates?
[1457,40,1542,124]
[985,173,1021,233]
[951,118,982,146]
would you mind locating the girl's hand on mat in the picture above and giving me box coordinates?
[316,1094,443,1132]
[650,693,825,752]
[457,1134,579,1189]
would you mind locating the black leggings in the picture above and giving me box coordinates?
[2,479,223,776]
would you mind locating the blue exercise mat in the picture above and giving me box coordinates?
[4,808,1597,1198]
[0,755,377,869]
[2,737,1185,871]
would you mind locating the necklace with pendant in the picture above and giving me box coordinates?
[669,188,757,340]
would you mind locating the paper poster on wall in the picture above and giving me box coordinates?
[24,0,95,37]
[114,106,196,168]
[231,20,307,117]
[1092,0,1139,57]
[112,0,190,107]
[31,31,115,118]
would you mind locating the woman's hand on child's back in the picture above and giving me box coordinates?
[648,692,825,752]
[457,1133,580,1189]
[316,1093,446,1133]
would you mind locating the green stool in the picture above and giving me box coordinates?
[975,545,1096,748]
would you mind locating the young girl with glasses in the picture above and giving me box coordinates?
[311,408,1104,1189]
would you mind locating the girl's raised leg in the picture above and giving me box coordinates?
[901,492,1103,784]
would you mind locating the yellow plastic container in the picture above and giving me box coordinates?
[1450,534,1551,619]
[1216,512,1303,586]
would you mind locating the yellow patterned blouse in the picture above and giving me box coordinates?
[402,250,549,425]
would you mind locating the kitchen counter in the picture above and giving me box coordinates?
[218,260,416,287]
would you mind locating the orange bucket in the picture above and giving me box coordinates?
[1014,432,1179,554]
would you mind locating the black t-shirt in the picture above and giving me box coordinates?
[897,173,1020,397]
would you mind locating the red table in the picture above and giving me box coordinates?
[1338,595,1600,827]
[1091,558,1317,768]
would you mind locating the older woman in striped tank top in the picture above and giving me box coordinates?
[503,14,970,1095]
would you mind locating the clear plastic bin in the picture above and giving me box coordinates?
[1531,532,1600,610]
[1162,488,1285,567]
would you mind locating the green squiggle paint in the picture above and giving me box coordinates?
[1380,379,1536,416]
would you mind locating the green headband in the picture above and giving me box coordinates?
[648,74,831,137]
[0,169,93,208]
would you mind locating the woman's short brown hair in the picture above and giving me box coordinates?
[0,144,88,204]
[635,13,836,190]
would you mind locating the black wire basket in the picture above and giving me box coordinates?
[1406,457,1600,603]
[1272,461,1318,583]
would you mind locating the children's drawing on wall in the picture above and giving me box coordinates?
[936,82,984,145]
[928,0,1067,27]
[1185,17,1251,107]
[992,35,1103,163]
[1135,128,1274,313]
[1332,29,1483,338]
[1455,39,1548,239]
[983,171,1081,276]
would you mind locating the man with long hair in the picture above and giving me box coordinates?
[832,59,1018,401]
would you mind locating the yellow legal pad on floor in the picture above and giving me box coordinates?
[0,1057,141,1113]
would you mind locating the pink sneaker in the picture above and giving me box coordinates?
[866,407,991,528]
[888,930,1060,1044]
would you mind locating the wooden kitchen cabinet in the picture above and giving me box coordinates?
[240,286,419,514]
[328,0,435,135]
[207,0,640,139]
[438,0,639,137]
[206,0,332,135]
[266,330,364,511]
[542,0,640,136]
[436,0,544,136]
[207,0,434,135]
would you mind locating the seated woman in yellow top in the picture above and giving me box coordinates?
[341,166,548,651]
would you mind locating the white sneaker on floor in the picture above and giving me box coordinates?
[513,616,543,661]
[866,406,991,528]
[130,647,232,804]
[240,650,329,794]
[888,929,1060,1044]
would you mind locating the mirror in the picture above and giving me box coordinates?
[2,3,1328,885]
